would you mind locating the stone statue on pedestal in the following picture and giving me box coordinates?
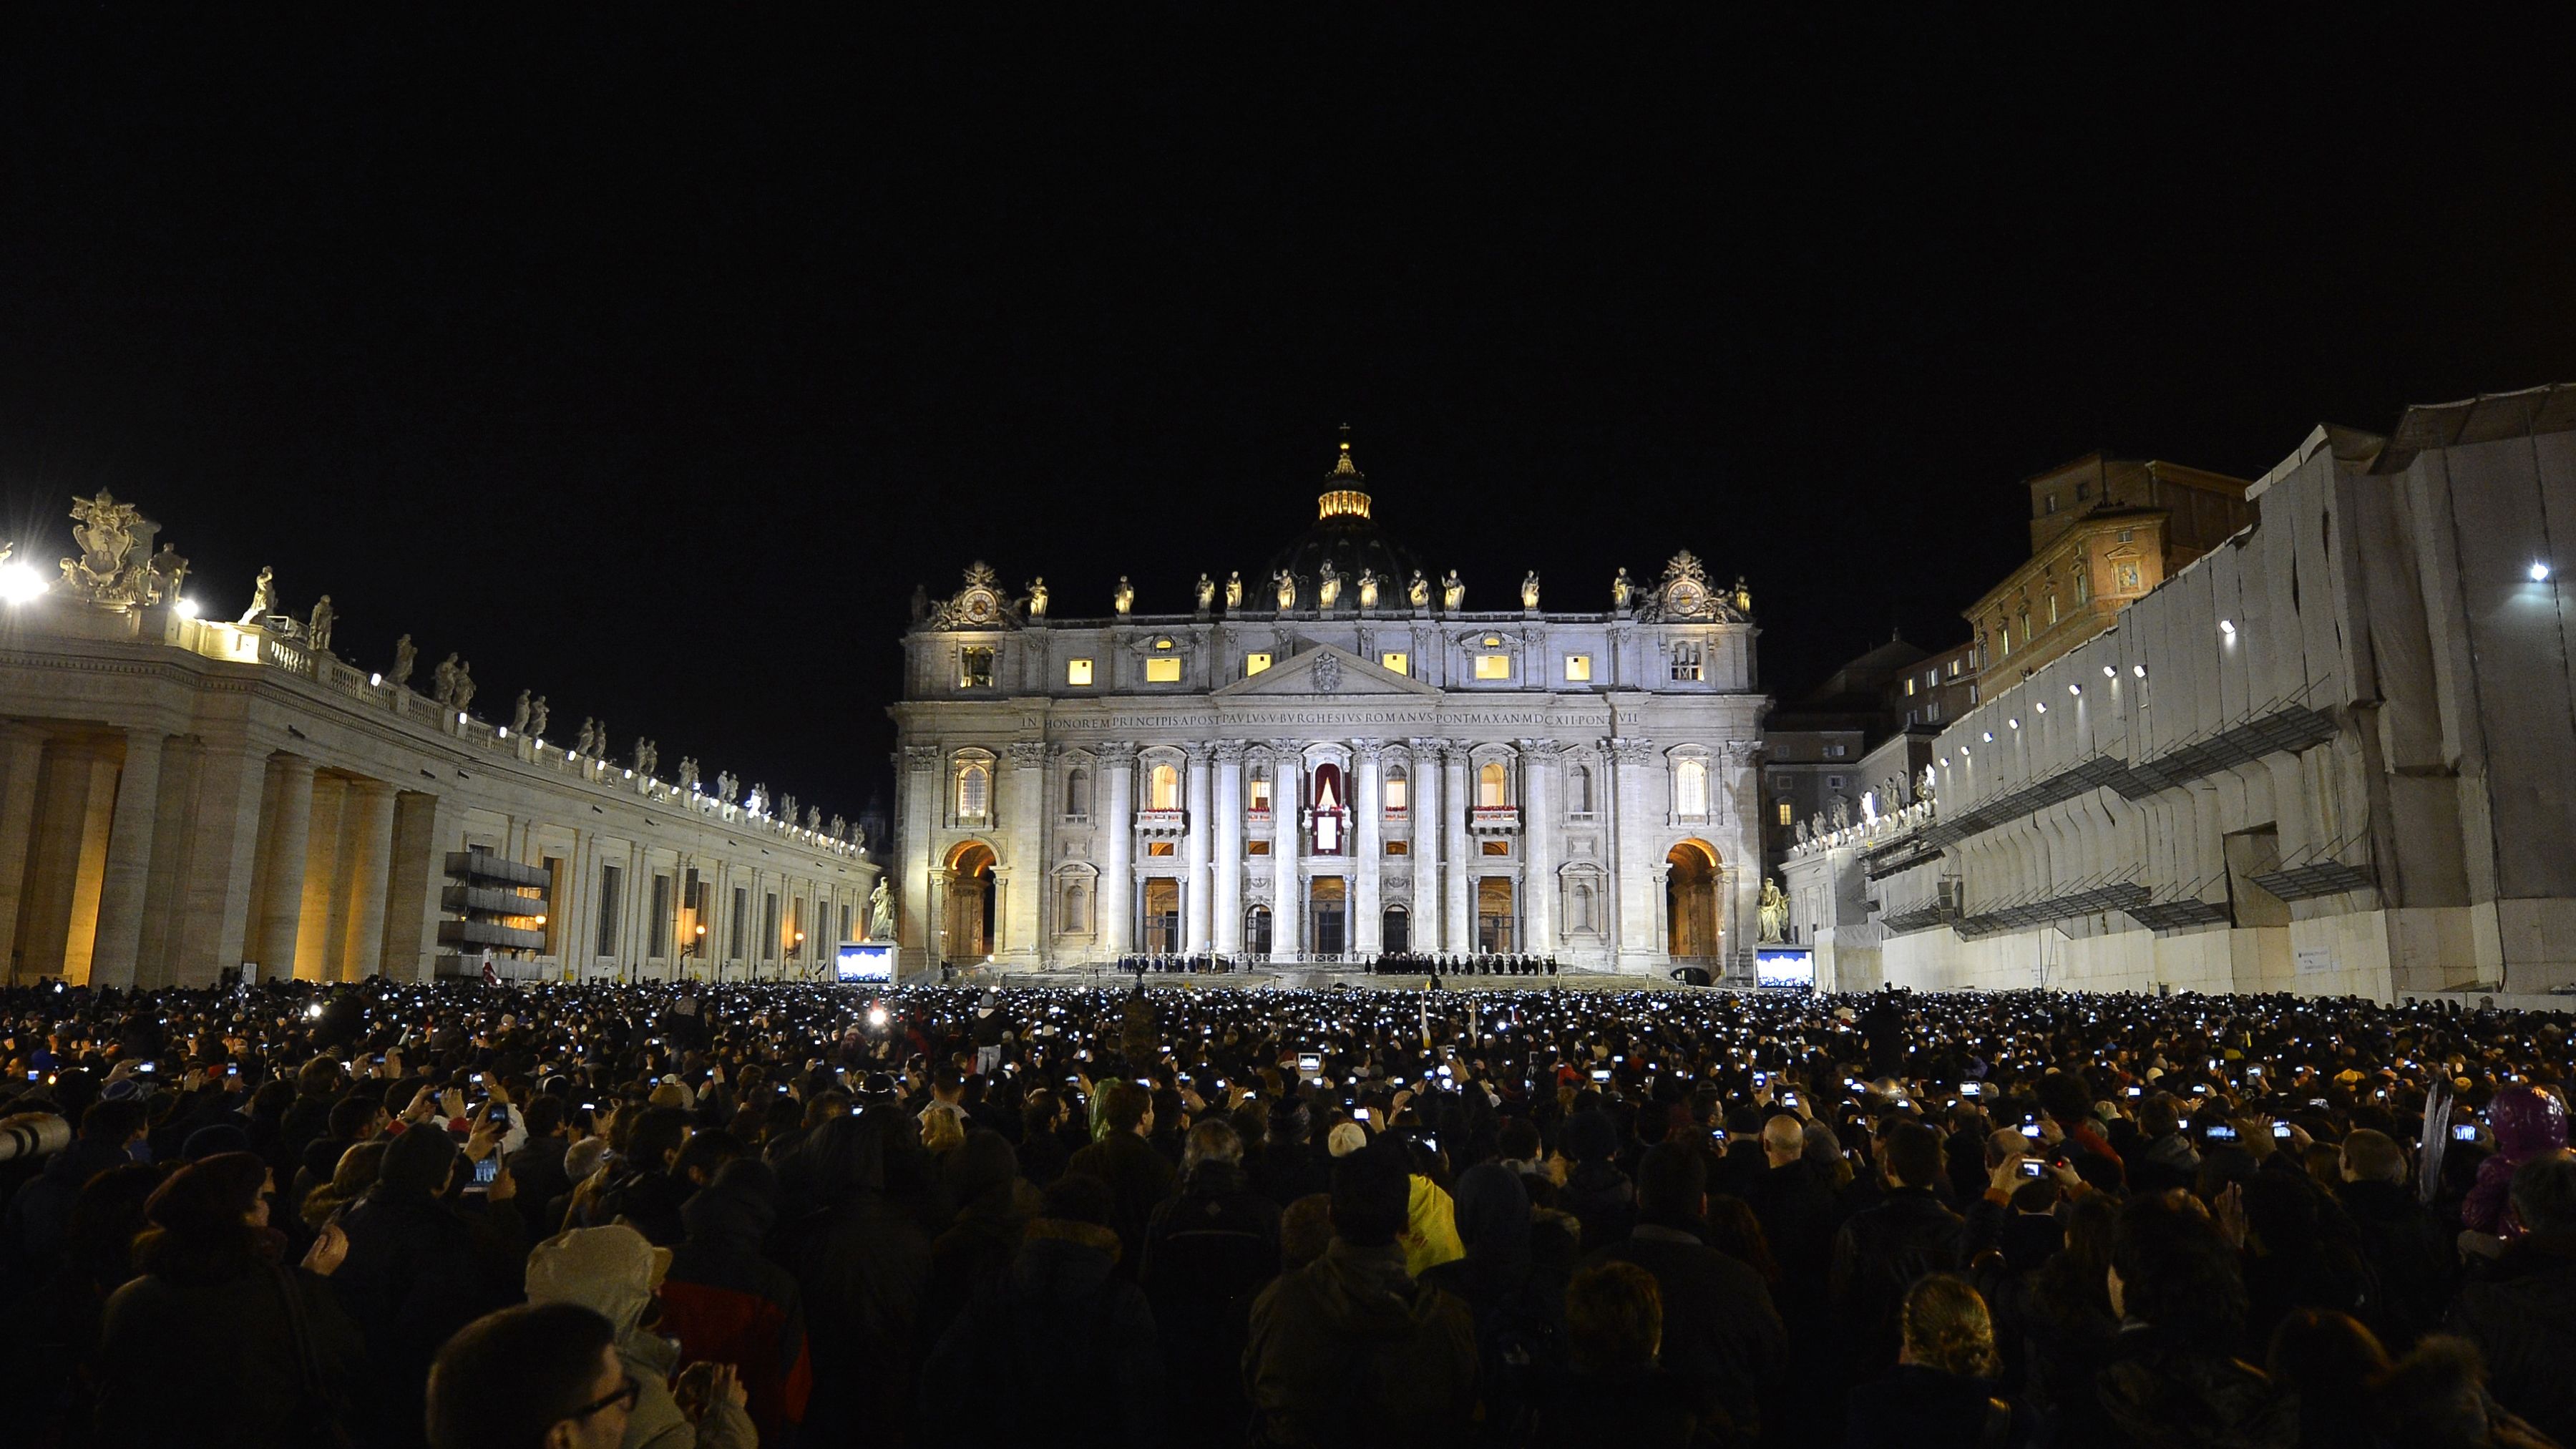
[1113,577,1134,615]
[307,596,335,653]
[389,635,416,688]
[432,653,460,706]
[1734,575,1752,615]
[1794,817,1811,846]
[1358,569,1378,610]
[1828,793,1851,831]
[238,566,276,625]
[1521,572,1541,610]
[635,738,657,777]
[1612,567,1633,610]
[574,718,596,756]
[528,695,549,738]
[828,812,846,839]
[1025,578,1048,618]
[718,771,739,805]
[145,544,189,606]
[806,805,821,831]
[511,691,531,732]
[1918,764,1938,804]
[1442,570,1464,612]
[678,756,700,791]
[748,784,769,816]
[779,791,798,824]
[1195,574,1215,612]
[1759,878,1789,943]
[1225,571,1244,610]
[1317,560,1341,610]
[1409,570,1430,608]
[452,662,476,715]
[1272,569,1297,611]
[867,879,895,940]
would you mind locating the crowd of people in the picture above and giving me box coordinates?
[0,974,2570,1448]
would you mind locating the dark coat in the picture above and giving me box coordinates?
[661,1169,814,1445]
[2085,1324,2294,1449]
[330,1184,526,1449]
[2335,1178,2455,1352]
[1142,1158,1284,1434]
[1067,1127,1178,1273]
[98,1262,364,1448]
[1843,1363,2016,1449]
[1,1134,134,1287]
[1831,1185,1965,1380]
[921,1178,1040,1348]
[2445,1233,2576,1448]
[778,1186,932,1446]
[1531,1364,1707,1448]
[1744,1156,1839,1297]
[1585,1223,1787,1444]
[918,1218,1165,1448]
[504,1133,573,1224]
[1244,1239,1479,1449]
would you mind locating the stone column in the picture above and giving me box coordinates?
[1606,737,1659,974]
[1003,742,1046,962]
[337,779,396,980]
[1211,742,1245,954]
[1722,741,1763,977]
[296,774,348,982]
[1520,740,1559,956]
[1352,740,1384,955]
[57,750,122,985]
[87,729,168,989]
[1442,743,1472,953]
[255,753,317,982]
[1098,743,1137,959]
[1407,738,1445,952]
[1183,743,1215,954]
[1268,741,1302,957]
[0,726,49,983]
[896,743,940,975]
[174,732,275,986]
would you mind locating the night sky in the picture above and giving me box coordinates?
[6,9,2575,830]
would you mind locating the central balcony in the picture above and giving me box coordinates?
[1468,806,1521,834]
[1136,809,1189,836]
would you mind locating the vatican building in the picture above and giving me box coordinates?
[889,437,1769,977]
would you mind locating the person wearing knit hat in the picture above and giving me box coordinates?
[1327,1120,1372,1158]
[527,1224,751,1448]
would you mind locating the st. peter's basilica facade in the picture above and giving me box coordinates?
[889,437,1767,976]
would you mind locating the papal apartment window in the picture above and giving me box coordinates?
[955,761,990,821]
[1380,651,1408,675]
[960,647,995,689]
[1244,652,1273,677]
[2020,611,2032,643]
[1948,659,1962,677]
[2076,570,2091,603]
[1669,641,1704,682]
[1145,656,1182,683]
[1564,653,1592,682]
[2049,595,2059,625]
[1776,801,1793,826]
[1066,658,1093,686]
[1905,677,1917,696]
[1473,653,1511,680]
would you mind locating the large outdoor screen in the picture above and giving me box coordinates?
[1754,947,1815,990]
[834,943,895,983]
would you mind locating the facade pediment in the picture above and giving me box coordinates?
[1210,642,1443,699]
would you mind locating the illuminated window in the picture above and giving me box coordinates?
[955,761,990,821]
[2048,595,2059,625]
[960,647,995,689]
[2019,610,2031,643]
[1145,656,1181,683]
[1154,636,1174,649]
[1246,839,1271,856]
[1384,839,1409,856]
[1146,841,1174,857]
[1473,654,1511,680]
[1669,642,1703,681]
[1674,758,1709,817]
[1244,652,1272,676]
[1480,839,1510,857]
[1905,678,1916,696]
[1384,768,1408,812]
[1380,651,1408,675]
[1477,761,1507,807]
[1564,653,1592,682]
[1148,763,1180,810]
[1777,801,1793,826]
[2076,569,2091,604]
[1948,659,1962,678]
[1066,658,1093,686]
[1249,769,1272,814]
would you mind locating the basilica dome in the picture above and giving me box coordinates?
[1264,434,1425,592]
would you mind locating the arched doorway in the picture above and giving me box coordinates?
[1667,840,1720,961]
[1244,904,1272,958]
[1382,904,1410,953]
[942,841,997,963]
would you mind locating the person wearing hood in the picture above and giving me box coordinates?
[658,1158,812,1445]
[525,1224,756,1449]
[331,1116,528,1449]
[2446,1148,2576,1446]
[919,1171,1167,1448]
[1243,1138,1478,1447]
[922,1126,1043,1346]
[1421,1162,1571,1447]
[774,1108,933,1446]
[94,1151,363,1448]
[2464,1086,2567,1241]
[1143,1119,1283,1436]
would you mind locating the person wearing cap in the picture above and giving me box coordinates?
[525,1224,754,1449]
